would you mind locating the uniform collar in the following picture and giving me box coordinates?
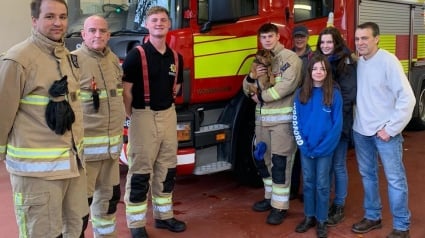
[145,40,172,56]
[271,42,285,56]
[30,28,67,59]
[81,42,111,58]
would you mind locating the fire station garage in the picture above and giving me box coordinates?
[1,0,425,237]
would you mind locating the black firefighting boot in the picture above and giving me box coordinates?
[130,227,148,238]
[266,208,288,225]
[252,198,272,212]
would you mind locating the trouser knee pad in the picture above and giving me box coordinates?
[107,184,121,214]
[271,154,287,184]
[163,168,177,193]
[129,173,150,203]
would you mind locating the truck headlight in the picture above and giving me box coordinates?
[177,122,191,142]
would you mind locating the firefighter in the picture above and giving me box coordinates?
[243,23,303,225]
[72,15,125,238]
[0,0,88,237]
[122,6,185,237]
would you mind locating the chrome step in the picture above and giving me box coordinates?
[193,161,232,175]
[196,123,230,133]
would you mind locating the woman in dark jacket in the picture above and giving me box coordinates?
[315,26,357,226]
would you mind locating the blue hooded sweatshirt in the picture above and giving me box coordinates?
[292,87,343,158]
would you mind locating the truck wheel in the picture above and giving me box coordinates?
[408,81,425,130]
[233,97,263,187]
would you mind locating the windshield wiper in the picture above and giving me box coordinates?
[66,32,82,38]
[110,29,148,36]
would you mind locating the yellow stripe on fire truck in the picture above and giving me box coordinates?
[193,35,258,79]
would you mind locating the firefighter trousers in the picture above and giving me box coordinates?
[124,105,178,228]
[255,123,296,210]
[85,159,121,238]
[10,166,88,238]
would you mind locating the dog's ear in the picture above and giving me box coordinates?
[258,49,266,56]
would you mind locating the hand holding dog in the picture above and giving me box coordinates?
[250,93,260,104]
[251,64,268,79]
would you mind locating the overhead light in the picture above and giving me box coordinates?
[294,4,312,11]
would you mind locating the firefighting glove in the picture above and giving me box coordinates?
[45,75,76,135]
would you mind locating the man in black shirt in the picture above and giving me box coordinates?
[122,6,185,238]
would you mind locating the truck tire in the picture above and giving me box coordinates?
[408,80,425,130]
[233,96,263,187]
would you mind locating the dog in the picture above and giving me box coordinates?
[248,49,275,94]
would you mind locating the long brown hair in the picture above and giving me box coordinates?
[299,54,334,106]
[316,27,354,75]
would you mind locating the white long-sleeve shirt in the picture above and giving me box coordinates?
[353,49,415,136]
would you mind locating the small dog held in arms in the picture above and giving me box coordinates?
[249,49,275,94]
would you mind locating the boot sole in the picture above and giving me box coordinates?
[252,206,272,212]
[327,216,345,227]
[351,223,382,234]
[155,222,186,232]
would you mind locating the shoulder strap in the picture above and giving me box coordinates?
[171,49,179,96]
[136,45,180,102]
[136,45,150,103]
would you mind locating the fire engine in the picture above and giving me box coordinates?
[65,0,425,186]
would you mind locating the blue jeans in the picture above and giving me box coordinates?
[301,153,332,222]
[330,139,348,206]
[353,131,411,230]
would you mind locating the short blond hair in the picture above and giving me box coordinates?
[146,6,170,18]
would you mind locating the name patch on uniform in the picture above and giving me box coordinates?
[280,62,291,72]
[70,54,79,68]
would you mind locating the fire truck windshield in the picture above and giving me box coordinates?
[66,0,176,37]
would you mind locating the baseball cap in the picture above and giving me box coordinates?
[292,25,309,37]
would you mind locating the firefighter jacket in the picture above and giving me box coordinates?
[243,43,303,127]
[73,43,125,161]
[0,29,84,180]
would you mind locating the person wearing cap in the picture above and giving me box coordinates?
[292,25,313,78]
[290,25,313,202]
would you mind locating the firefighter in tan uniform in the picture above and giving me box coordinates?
[243,23,302,225]
[72,15,125,238]
[122,6,186,238]
[0,0,88,237]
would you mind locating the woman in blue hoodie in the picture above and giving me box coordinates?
[293,54,343,238]
[316,27,357,226]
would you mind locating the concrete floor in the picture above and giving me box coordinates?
[1,130,425,238]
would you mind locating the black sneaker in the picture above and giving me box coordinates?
[295,216,316,233]
[252,198,272,212]
[155,218,186,232]
[328,203,337,217]
[266,208,287,225]
[327,204,344,226]
[317,222,328,238]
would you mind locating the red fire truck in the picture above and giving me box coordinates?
[65,0,425,186]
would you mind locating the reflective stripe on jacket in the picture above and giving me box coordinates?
[73,43,125,161]
[0,29,84,179]
[243,43,303,126]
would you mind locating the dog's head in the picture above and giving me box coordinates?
[254,49,273,66]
